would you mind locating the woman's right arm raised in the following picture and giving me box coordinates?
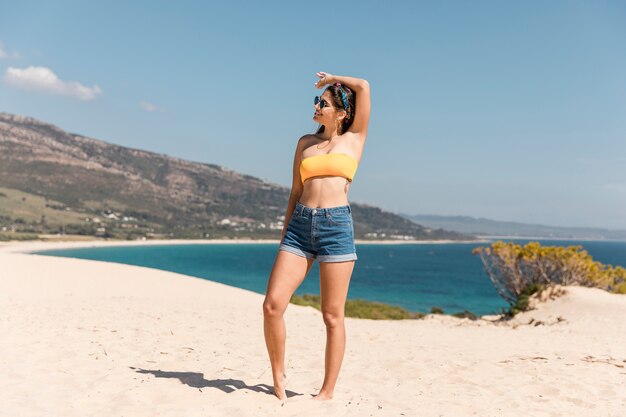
[315,72,370,139]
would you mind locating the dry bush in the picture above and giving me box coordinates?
[473,241,626,308]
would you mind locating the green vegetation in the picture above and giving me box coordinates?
[290,294,479,320]
[473,241,626,316]
[427,306,479,319]
[430,306,445,314]
[509,283,545,315]
[345,299,424,319]
[0,186,165,240]
[290,294,424,319]
[0,232,39,241]
[0,187,86,224]
[451,310,478,320]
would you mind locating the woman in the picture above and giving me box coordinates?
[263,71,371,401]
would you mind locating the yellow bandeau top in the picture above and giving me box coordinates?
[300,153,359,184]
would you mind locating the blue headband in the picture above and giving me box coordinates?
[335,83,350,117]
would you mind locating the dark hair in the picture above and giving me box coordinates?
[315,83,356,135]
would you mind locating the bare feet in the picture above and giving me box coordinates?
[273,373,287,401]
[312,390,333,401]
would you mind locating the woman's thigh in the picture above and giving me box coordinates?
[265,250,314,310]
[319,261,355,314]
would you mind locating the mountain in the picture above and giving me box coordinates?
[401,214,626,240]
[0,112,470,241]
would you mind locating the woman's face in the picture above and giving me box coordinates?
[313,91,339,125]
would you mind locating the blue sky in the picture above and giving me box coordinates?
[1,1,625,229]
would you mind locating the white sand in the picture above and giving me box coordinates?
[1,240,625,417]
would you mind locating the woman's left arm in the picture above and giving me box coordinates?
[315,72,370,138]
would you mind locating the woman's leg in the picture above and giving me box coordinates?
[263,250,314,400]
[314,260,355,400]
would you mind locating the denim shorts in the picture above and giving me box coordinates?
[279,201,357,262]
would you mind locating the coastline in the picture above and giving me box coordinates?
[8,233,625,256]
[0,237,491,255]
[479,235,626,242]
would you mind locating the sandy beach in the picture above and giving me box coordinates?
[1,239,625,417]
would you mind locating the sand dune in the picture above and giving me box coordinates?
[1,240,625,417]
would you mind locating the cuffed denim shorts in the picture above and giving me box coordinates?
[279,201,357,262]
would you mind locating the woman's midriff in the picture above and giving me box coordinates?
[298,176,351,208]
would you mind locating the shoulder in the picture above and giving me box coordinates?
[297,134,319,149]
[298,133,319,142]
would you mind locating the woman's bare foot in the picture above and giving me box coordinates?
[312,390,333,401]
[273,373,287,401]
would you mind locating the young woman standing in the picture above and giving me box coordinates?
[263,71,371,401]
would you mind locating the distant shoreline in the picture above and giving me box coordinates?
[0,237,492,255]
[479,235,626,242]
[4,235,625,255]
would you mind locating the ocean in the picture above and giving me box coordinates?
[33,239,626,316]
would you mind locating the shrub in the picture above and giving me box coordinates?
[509,283,545,315]
[473,241,625,314]
[289,294,424,320]
[451,310,478,320]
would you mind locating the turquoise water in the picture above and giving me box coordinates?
[34,239,626,316]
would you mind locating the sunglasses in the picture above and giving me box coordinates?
[314,96,329,109]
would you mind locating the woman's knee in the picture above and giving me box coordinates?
[263,297,287,319]
[322,309,344,328]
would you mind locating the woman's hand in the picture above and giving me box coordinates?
[314,71,334,89]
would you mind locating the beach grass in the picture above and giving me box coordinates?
[291,294,433,320]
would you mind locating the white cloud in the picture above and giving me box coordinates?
[4,66,102,101]
[140,101,161,112]
[0,41,21,60]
